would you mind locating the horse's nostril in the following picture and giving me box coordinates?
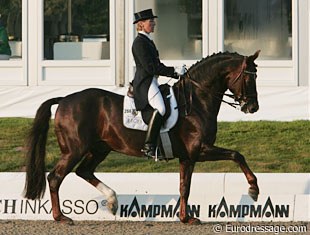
[250,104,259,113]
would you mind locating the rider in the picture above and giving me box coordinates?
[132,9,185,158]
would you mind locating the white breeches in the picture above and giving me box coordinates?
[148,77,166,116]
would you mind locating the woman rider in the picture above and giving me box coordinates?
[132,9,184,158]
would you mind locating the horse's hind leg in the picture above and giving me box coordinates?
[198,144,259,201]
[75,143,118,215]
[47,151,83,224]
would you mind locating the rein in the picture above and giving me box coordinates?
[176,64,257,114]
[176,70,240,114]
[176,74,193,116]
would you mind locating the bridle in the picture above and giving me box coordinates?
[176,59,257,114]
[223,69,257,109]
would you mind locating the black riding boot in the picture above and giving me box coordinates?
[142,110,164,158]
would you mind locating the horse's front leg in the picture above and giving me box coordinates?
[198,144,259,201]
[179,160,201,225]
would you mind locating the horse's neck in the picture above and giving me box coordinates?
[194,83,225,117]
[173,76,225,118]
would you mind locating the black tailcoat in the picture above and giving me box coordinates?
[132,33,176,110]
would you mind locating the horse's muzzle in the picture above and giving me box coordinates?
[241,101,259,114]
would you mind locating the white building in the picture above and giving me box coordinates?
[0,0,309,120]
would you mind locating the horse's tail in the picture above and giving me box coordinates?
[24,97,63,199]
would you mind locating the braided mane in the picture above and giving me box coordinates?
[188,51,242,71]
[186,51,244,84]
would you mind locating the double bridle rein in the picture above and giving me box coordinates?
[176,60,257,115]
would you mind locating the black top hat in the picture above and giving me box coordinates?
[133,9,158,24]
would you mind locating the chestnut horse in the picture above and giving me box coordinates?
[24,51,260,225]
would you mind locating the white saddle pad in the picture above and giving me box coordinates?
[123,87,178,132]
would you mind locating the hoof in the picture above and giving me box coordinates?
[248,187,259,201]
[188,217,201,225]
[180,217,201,225]
[107,196,118,215]
[55,215,74,225]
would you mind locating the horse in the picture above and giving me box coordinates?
[24,50,260,225]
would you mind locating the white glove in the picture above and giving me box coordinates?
[174,64,186,76]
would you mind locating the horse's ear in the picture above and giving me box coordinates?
[248,50,261,62]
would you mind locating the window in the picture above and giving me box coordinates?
[224,0,292,60]
[44,0,110,60]
[135,0,202,60]
[0,0,22,60]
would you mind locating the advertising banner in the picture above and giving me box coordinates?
[0,173,309,222]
